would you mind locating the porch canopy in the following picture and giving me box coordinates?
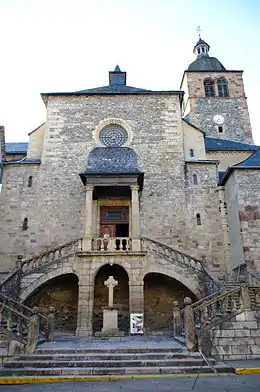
[79,147,144,198]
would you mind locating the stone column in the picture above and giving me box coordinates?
[76,275,94,337]
[82,185,94,251]
[184,297,197,351]
[129,281,144,312]
[130,185,141,251]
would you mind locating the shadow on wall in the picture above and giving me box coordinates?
[144,273,197,332]
[24,273,79,332]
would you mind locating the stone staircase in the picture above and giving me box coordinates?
[0,337,233,379]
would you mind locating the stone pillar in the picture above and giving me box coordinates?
[76,277,94,337]
[130,185,141,251]
[25,307,40,354]
[82,185,94,251]
[184,297,197,351]
[173,301,181,337]
[129,281,144,312]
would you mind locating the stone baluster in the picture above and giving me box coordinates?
[184,297,196,351]
[16,317,23,337]
[82,185,94,251]
[6,311,12,333]
[25,307,40,354]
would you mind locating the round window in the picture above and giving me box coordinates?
[99,124,128,147]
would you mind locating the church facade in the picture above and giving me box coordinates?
[0,38,259,335]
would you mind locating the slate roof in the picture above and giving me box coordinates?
[188,56,226,71]
[233,149,260,167]
[5,143,28,154]
[194,38,210,48]
[76,85,151,94]
[205,137,260,151]
[219,149,260,185]
[82,147,141,175]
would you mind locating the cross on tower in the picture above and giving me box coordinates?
[196,25,202,38]
[104,276,118,308]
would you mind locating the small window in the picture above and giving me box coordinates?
[190,149,195,158]
[193,174,198,185]
[28,176,33,187]
[198,48,201,54]
[22,218,28,231]
[202,47,205,53]
[217,78,229,97]
[204,78,215,97]
[196,214,201,225]
[218,126,223,133]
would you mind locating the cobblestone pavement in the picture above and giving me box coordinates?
[1,375,260,392]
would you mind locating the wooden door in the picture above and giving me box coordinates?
[100,224,116,238]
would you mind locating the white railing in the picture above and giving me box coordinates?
[92,237,132,251]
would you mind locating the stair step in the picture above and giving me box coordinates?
[4,358,216,368]
[14,352,202,361]
[35,347,186,354]
[0,364,233,376]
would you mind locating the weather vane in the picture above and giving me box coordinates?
[196,26,202,38]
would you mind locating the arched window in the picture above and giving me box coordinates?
[189,149,195,158]
[28,176,33,187]
[193,174,198,185]
[204,78,215,97]
[196,214,201,226]
[217,78,229,97]
[22,218,28,231]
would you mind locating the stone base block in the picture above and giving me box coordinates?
[94,330,124,337]
[102,309,118,334]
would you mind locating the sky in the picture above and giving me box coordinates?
[0,0,260,144]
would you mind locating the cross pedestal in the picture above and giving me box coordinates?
[102,276,119,335]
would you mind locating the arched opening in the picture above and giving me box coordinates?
[204,78,215,97]
[144,273,196,332]
[93,264,129,333]
[24,274,79,332]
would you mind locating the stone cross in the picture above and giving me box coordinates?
[104,276,118,308]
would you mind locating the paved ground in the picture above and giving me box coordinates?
[39,335,183,350]
[1,375,260,391]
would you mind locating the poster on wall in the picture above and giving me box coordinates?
[130,313,144,335]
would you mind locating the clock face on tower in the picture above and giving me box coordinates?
[213,115,225,125]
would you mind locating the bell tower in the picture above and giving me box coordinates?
[181,37,253,143]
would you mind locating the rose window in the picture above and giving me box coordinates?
[99,125,128,147]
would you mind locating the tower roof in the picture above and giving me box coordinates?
[188,37,226,72]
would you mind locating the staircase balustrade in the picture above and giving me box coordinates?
[91,237,132,251]
[21,238,81,274]
[0,293,55,353]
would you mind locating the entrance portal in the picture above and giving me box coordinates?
[144,273,196,332]
[93,264,129,333]
[100,206,129,238]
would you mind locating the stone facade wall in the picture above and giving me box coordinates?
[27,124,45,159]
[0,126,5,161]
[209,310,260,360]
[183,162,227,275]
[181,71,253,143]
[235,170,260,272]
[0,93,227,274]
[225,172,244,269]
[225,170,260,272]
